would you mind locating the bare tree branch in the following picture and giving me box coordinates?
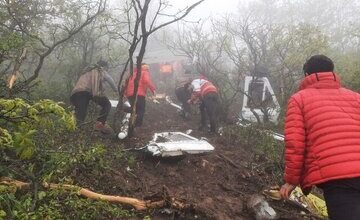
[18,0,107,88]
[149,0,204,35]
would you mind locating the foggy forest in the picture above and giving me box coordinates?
[1,0,360,219]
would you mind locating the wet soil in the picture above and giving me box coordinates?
[71,99,307,220]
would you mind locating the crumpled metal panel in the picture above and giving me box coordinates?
[147,132,215,157]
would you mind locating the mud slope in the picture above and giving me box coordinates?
[73,100,306,220]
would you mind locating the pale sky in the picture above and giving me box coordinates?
[168,0,240,20]
[110,0,246,23]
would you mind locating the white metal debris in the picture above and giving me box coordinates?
[266,131,284,142]
[118,101,131,139]
[110,99,119,108]
[109,99,131,139]
[146,132,215,157]
[165,96,182,110]
[238,120,284,142]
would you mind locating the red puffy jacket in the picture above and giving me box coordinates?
[284,72,360,191]
[125,67,155,97]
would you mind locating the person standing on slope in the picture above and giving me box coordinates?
[125,63,156,128]
[71,60,117,134]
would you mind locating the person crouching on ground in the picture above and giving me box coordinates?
[175,81,192,119]
[188,78,219,133]
[125,63,156,128]
[280,55,360,220]
[70,60,117,134]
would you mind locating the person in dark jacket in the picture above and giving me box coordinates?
[280,55,360,220]
[175,82,191,118]
[70,60,117,134]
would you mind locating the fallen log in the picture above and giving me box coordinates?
[0,177,184,211]
[0,177,31,190]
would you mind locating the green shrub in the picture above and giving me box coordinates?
[220,124,284,180]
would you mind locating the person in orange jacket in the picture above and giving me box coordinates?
[125,63,156,127]
[280,55,360,220]
[188,78,219,133]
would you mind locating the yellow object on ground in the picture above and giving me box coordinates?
[290,187,328,218]
[263,186,328,218]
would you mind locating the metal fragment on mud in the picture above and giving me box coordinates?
[146,132,215,157]
[165,96,182,110]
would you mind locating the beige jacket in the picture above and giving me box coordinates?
[72,69,116,97]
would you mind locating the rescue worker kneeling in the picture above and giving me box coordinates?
[175,82,191,119]
[187,78,219,133]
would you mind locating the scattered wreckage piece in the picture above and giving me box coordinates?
[117,100,131,139]
[149,93,166,104]
[237,120,284,142]
[148,93,166,104]
[165,96,182,111]
[109,99,119,108]
[263,186,328,218]
[110,96,166,139]
[289,187,328,218]
[109,100,131,139]
[247,194,277,220]
[146,132,215,157]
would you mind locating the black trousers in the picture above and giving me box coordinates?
[127,95,146,127]
[70,91,111,124]
[318,177,360,220]
[200,92,219,132]
[175,87,191,115]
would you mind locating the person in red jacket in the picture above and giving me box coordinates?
[125,63,156,127]
[280,55,360,220]
[188,78,219,133]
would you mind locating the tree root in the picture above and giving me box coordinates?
[0,177,187,211]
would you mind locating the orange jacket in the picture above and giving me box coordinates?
[190,80,218,103]
[125,67,155,97]
[284,72,360,190]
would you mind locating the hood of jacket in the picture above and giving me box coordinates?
[299,72,341,90]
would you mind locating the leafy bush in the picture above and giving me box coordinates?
[0,98,135,219]
[0,98,75,159]
[220,124,284,181]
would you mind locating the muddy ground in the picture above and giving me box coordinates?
[71,98,310,220]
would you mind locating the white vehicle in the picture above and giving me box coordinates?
[241,76,280,124]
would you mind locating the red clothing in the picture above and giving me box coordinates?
[190,80,218,103]
[284,72,360,191]
[125,67,155,97]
